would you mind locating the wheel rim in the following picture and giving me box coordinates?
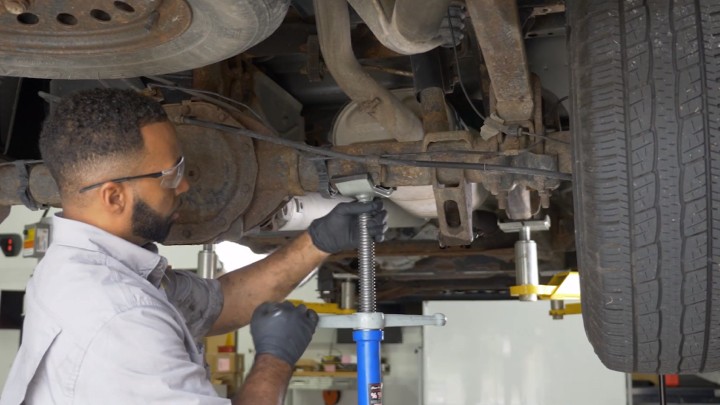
[0,0,192,54]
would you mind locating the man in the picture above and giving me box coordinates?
[0,89,386,404]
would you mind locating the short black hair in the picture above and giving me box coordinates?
[39,88,168,196]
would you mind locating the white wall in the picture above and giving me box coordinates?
[0,206,53,388]
[0,330,20,393]
[423,301,628,405]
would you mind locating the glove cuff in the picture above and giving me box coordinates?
[255,350,294,367]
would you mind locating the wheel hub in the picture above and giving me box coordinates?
[0,0,191,54]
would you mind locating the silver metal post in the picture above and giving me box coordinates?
[498,216,550,303]
[340,279,357,310]
[550,300,565,320]
[659,374,667,405]
[515,226,538,301]
[197,243,217,279]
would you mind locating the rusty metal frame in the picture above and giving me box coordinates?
[467,0,535,123]
[316,131,566,190]
[424,131,476,246]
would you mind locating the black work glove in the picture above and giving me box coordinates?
[250,301,319,366]
[308,200,388,254]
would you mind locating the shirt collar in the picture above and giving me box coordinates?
[51,213,168,288]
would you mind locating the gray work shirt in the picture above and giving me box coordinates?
[0,215,230,404]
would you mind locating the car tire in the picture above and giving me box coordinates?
[0,0,289,79]
[569,0,720,373]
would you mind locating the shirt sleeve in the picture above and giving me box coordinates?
[74,306,231,404]
[164,269,224,340]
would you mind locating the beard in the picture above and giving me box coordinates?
[131,198,175,244]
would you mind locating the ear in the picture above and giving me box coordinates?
[98,182,130,214]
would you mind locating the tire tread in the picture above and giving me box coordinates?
[570,0,719,373]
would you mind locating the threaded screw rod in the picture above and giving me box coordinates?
[357,196,376,313]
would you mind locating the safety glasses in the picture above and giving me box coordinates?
[79,156,185,193]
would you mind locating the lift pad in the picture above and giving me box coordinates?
[510,271,581,318]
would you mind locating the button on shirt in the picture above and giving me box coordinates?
[0,215,230,405]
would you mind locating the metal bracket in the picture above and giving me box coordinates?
[332,174,393,202]
[480,112,523,140]
[317,312,447,329]
[423,132,475,246]
[309,157,334,198]
[498,215,550,233]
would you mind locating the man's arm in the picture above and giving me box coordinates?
[209,201,386,335]
[233,355,292,405]
[210,232,327,335]
[233,301,318,405]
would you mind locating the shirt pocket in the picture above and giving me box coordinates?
[1,310,62,405]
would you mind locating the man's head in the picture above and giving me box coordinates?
[40,88,189,245]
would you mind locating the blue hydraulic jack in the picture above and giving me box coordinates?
[318,175,446,405]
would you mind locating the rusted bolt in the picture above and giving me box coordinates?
[539,191,550,209]
[497,193,507,210]
[4,0,30,15]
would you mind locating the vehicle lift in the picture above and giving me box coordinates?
[501,218,669,405]
[239,172,666,405]
[500,217,581,319]
[191,178,673,405]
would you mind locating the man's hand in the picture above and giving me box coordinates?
[250,301,319,366]
[308,200,388,254]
